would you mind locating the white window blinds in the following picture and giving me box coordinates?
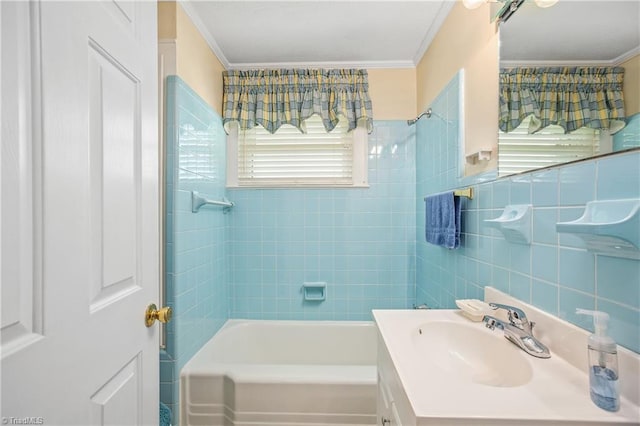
[498,115,601,176]
[229,115,368,187]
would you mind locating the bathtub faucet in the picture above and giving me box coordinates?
[413,303,429,310]
[482,303,551,359]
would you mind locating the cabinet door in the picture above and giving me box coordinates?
[391,402,403,426]
[378,372,395,426]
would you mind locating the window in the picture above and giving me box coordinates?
[498,115,610,176]
[227,115,368,188]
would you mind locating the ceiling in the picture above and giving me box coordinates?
[180,0,640,70]
[180,1,454,69]
[500,1,640,65]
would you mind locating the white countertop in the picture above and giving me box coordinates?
[373,292,640,424]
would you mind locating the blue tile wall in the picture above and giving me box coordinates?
[227,120,416,320]
[416,72,464,308]
[161,76,229,422]
[613,112,640,152]
[416,73,640,354]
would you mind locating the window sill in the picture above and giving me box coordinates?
[226,184,370,189]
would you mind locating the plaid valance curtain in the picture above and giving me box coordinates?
[222,68,373,134]
[499,67,626,134]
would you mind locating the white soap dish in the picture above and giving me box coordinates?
[455,299,492,322]
[484,204,532,245]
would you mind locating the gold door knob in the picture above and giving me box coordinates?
[145,304,172,327]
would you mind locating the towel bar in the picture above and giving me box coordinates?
[191,191,234,213]
[423,187,474,201]
[453,187,473,199]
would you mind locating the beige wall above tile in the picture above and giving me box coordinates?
[367,68,417,121]
[622,54,640,116]
[158,1,176,40]
[158,1,225,114]
[416,2,499,176]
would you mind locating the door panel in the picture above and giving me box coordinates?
[1,2,159,424]
[105,0,139,37]
[88,40,141,312]
[0,0,43,358]
[90,353,142,426]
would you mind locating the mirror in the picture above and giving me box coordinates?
[497,0,640,177]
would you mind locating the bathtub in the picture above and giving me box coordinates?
[180,320,377,426]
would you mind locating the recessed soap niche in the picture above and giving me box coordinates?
[302,282,327,301]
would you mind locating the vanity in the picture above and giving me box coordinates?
[373,288,640,425]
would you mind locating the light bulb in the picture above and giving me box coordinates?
[534,0,559,8]
[462,0,487,9]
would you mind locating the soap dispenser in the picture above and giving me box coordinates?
[576,308,619,412]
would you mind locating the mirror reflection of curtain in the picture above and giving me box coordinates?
[499,67,626,134]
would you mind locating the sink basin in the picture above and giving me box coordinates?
[411,321,532,387]
[373,292,640,424]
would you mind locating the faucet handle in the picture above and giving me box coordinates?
[483,316,497,330]
[488,303,528,327]
[482,315,505,331]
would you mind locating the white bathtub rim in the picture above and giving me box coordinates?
[218,318,375,335]
[200,318,376,351]
[180,318,377,376]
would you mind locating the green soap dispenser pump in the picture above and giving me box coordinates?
[576,308,619,412]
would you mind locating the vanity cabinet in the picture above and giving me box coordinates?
[372,293,640,425]
[376,331,415,426]
[377,374,400,426]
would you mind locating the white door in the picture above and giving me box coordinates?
[1,1,159,425]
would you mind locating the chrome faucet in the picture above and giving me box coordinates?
[483,303,551,358]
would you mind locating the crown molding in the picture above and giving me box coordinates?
[177,0,231,69]
[412,1,455,66]
[501,46,640,68]
[501,60,616,67]
[227,60,416,71]
[613,46,640,66]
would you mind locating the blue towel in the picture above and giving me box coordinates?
[159,402,172,426]
[425,191,461,249]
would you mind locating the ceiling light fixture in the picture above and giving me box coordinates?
[533,0,559,7]
[496,0,525,23]
[462,0,487,9]
[463,0,560,11]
